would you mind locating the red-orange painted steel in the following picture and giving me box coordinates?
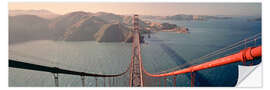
[164,77,167,86]
[190,72,195,87]
[173,76,176,86]
[144,46,262,77]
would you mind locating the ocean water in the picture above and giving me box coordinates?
[9,18,261,87]
[142,18,261,86]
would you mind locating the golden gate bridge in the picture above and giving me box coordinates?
[9,15,262,87]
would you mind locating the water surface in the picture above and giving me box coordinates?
[9,18,261,87]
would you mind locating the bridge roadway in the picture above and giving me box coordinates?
[8,13,261,87]
[129,30,144,87]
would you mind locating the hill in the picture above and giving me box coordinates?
[9,11,187,44]
[9,10,59,19]
[9,15,54,44]
[95,24,132,42]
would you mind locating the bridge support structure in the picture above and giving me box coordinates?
[129,14,144,87]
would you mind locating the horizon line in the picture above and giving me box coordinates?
[8,9,261,17]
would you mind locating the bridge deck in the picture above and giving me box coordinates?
[130,31,143,87]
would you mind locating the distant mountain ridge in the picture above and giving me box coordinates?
[9,10,189,44]
[9,10,60,19]
[9,15,53,44]
[141,14,232,20]
[95,24,132,42]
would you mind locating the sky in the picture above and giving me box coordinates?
[8,3,261,16]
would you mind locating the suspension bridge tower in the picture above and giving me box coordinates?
[129,14,144,87]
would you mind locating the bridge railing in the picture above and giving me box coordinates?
[141,33,261,87]
[9,13,261,87]
[9,55,132,87]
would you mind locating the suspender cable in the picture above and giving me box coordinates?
[53,73,59,87]
[9,59,129,77]
[173,76,176,87]
[81,75,85,87]
[95,77,98,87]
[109,77,111,87]
[103,77,106,87]
[164,77,167,86]
[142,46,261,77]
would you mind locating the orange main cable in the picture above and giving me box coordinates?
[143,46,262,77]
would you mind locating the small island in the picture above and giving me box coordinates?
[143,22,189,34]
[161,27,189,33]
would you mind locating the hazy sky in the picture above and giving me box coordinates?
[9,3,261,16]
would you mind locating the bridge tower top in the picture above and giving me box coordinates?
[133,14,139,32]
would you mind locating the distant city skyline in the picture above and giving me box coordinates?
[9,3,261,16]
